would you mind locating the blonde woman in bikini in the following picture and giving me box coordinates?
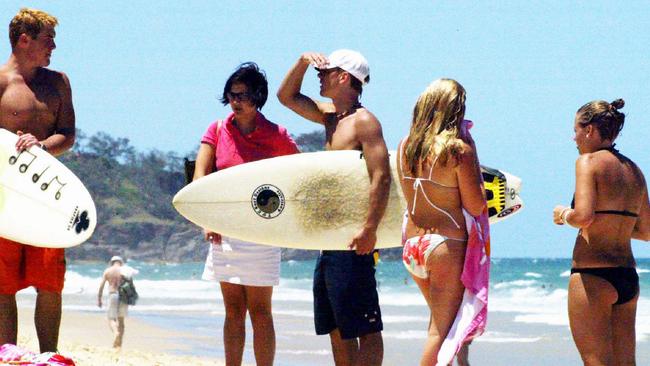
[397,79,485,366]
[553,99,650,365]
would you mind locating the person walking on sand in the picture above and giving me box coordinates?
[97,256,138,349]
[278,49,391,366]
[194,62,299,366]
[553,99,650,365]
[0,8,75,353]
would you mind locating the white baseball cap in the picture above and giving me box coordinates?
[110,255,124,264]
[322,49,370,85]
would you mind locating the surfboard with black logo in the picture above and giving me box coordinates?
[173,150,523,250]
[0,129,96,248]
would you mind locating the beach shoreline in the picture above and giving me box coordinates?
[12,300,650,366]
[9,258,649,365]
[15,305,649,366]
[14,306,234,366]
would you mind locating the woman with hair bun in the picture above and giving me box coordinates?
[397,79,487,365]
[193,62,299,366]
[553,99,650,365]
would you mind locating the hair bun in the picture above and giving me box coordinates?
[610,98,625,111]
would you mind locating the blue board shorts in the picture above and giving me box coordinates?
[313,250,383,339]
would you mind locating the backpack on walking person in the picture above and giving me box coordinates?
[118,276,138,305]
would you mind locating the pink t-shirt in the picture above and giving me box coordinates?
[201,112,299,170]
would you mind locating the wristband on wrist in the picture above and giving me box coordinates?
[561,208,571,226]
[40,142,47,151]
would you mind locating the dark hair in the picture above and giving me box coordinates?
[220,62,268,109]
[350,76,363,95]
[577,98,626,141]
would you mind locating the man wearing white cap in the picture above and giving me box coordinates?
[278,50,389,366]
[97,255,135,349]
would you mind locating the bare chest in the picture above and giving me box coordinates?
[0,80,60,138]
[324,115,361,151]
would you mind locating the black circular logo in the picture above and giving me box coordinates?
[497,204,521,218]
[251,184,285,219]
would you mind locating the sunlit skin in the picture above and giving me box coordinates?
[0,15,75,354]
[397,79,485,366]
[552,107,650,365]
[571,114,605,155]
[278,51,389,366]
[97,260,127,349]
[228,82,258,134]
[26,27,56,68]
[317,68,341,98]
[0,26,74,156]
[192,66,292,366]
[201,82,258,246]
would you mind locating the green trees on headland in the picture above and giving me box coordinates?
[63,129,325,262]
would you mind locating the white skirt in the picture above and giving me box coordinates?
[202,236,281,286]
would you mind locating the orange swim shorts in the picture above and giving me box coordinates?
[0,237,66,294]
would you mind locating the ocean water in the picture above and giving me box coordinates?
[16,258,650,365]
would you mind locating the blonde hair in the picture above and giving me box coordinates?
[404,78,466,174]
[9,8,58,48]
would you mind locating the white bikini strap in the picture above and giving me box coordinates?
[410,179,462,230]
[428,154,439,180]
[400,138,461,230]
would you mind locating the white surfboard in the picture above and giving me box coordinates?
[0,129,96,248]
[173,150,523,250]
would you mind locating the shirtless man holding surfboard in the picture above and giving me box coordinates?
[0,8,75,353]
[278,49,390,366]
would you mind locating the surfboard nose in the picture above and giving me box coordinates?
[172,188,187,211]
[0,128,98,248]
[171,191,181,207]
[172,180,202,223]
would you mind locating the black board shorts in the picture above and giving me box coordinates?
[313,250,383,339]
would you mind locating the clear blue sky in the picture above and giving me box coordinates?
[2,1,649,257]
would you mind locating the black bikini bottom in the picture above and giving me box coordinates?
[571,267,639,305]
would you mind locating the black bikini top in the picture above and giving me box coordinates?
[570,197,639,217]
[569,144,639,218]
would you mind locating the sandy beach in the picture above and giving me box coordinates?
[7,259,649,365]
[13,306,650,366]
[14,307,232,366]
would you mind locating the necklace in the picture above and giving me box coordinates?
[336,102,362,119]
[597,144,618,153]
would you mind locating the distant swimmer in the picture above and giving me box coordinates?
[553,99,650,365]
[397,79,486,365]
[278,49,390,366]
[0,8,76,353]
[193,62,298,366]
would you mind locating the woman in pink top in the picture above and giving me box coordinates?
[193,62,299,366]
[397,79,485,365]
